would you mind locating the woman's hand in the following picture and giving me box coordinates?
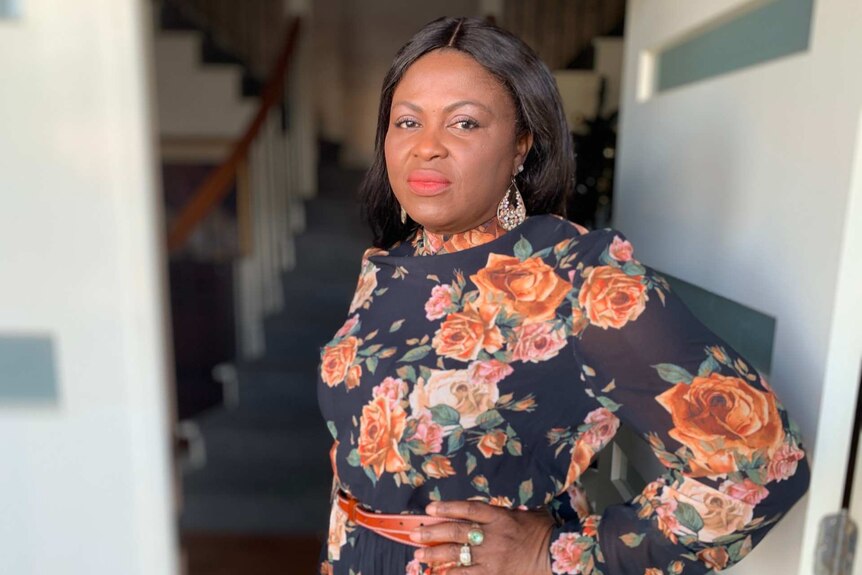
[410,500,556,574]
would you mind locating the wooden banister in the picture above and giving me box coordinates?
[167,16,302,254]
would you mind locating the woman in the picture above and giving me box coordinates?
[318,16,810,575]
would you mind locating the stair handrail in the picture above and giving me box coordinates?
[167,16,302,253]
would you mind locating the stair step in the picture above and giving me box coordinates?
[192,421,330,459]
[280,275,356,306]
[154,30,255,139]
[181,491,330,534]
[158,2,198,32]
[200,33,244,67]
[177,157,380,534]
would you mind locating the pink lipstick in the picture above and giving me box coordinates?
[407,170,451,196]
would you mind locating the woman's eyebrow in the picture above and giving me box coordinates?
[444,100,492,114]
[391,100,493,114]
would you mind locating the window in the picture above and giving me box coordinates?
[655,0,815,94]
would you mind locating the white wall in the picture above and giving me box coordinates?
[616,0,862,573]
[0,1,177,574]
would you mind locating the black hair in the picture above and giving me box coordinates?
[359,16,574,249]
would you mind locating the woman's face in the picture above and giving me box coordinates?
[384,49,532,235]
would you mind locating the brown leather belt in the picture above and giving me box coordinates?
[336,490,463,548]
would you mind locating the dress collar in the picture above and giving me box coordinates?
[409,216,508,256]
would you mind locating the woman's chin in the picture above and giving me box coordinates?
[405,202,493,235]
[406,210,456,233]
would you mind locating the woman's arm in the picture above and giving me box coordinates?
[544,229,810,574]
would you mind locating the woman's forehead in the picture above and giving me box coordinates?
[393,50,512,111]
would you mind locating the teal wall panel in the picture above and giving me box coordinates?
[0,335,59,403]
[657,0,815,92]
[663,273,776,376]
[0,0,21,19]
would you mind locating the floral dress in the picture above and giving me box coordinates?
[316,214,810,575]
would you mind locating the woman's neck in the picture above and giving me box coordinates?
[414,216,508,256]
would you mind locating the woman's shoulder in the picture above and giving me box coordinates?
[360,246,389,261]
[539,213,591,237]
[529,213,622,248]
[526,215,645,276]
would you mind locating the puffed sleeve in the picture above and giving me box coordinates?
[547,229,810,575]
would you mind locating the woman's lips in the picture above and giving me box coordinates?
[407,170,451,196]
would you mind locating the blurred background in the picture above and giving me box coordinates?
[2,1,861,574]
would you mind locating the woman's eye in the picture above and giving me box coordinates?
[453,119,479,130]
[394,119,419,129]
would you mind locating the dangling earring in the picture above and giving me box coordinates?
[497,165,526,230]
[400,205,407,224]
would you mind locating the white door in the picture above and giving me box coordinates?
[614,0,862,573]
[0,2,177,574]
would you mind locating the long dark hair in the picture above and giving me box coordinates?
[360,16,575,249]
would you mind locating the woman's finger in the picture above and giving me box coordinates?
[439,565,486,575]
[416,541,489,569]
[426,500,499,523]
[415,542,470,567]
[410,519,478,545]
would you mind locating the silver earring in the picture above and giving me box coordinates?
[400,205,407,224]
[497,177,526,230]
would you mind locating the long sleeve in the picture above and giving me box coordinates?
[547,229,810,575]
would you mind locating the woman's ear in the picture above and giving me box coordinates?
[514,131,534,173]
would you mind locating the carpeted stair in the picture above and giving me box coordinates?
[180,159,371,537]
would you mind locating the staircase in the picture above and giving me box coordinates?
[151,0,339,541]
[154,1,260,147]
[179,155,370,536]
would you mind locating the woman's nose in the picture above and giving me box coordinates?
[412,127,448,160]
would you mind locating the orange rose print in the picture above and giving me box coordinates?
[345,364,362,390]
[567,483,592,520]
[709,345,729,364]
[656,373,784,477]
[488,495,515,508]
[432,303,504,362]
[565,439,595,488]
[409,368,500,429]
[697,547,730,570]
[321,336,359,388]
[666,478,754,542]
[581,514,599,537]
[448,227,500,252]
[422,455,456,479]
[358,395,409,478]
[477,429,508,458]
[471,254,571,324]
[349,260,379,314]
[578,265,648,329]
[327,498,348,561]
